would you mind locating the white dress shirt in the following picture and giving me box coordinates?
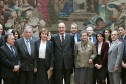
[39,41,46,58]
[59,33,65,42]
[98,42,103,55]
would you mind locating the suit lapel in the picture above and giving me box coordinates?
[96,43,98,54]
[63,33,68,45]
[109,40,119,53]
[5,44,15,58]
[56,34,62,46]
[29,40,33,56]
[20,38,29,54]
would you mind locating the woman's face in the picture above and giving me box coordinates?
[81,33,88,42]
[97,34,104,42]
[14,32,19,39]
[41,32,47,41]
[104,30,110,38]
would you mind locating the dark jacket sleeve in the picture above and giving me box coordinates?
[0,48,14,69]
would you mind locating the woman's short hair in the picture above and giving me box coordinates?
[39,28,48,38]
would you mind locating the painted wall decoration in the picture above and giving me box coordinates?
[0,0,126,35]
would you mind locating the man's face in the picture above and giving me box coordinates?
[86,27,94,36]
[0,24,3,35]
[70,25,77,34]
[58,23,66,35]
[7,35,15,45]
[24,29,32,39]
[118,27,125,36]
[111,31,118,41]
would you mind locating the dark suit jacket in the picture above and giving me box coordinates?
[52,33,74,69]
[35,40,54,68]
[0,44,20,78]
[121,35,126,63]
[76,33,81,42]
[71,33,81,42]
[15,38,37,71]
[0,35,5,47]
[94,42,109,67]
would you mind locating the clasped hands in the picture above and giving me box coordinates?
[13,65,20,72]
[95,64,102,69]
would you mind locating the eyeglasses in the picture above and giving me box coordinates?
[111,34,118,36]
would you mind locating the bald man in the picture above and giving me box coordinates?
[52,22,74,84]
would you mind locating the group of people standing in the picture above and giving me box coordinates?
[0,22,126,84]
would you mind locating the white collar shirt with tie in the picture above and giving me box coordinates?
[88,36,93,42]
[6,43,15,56]
[59,33,65,42]
[74,34,77,43]
[6,43,13,51]
[24,38,31,55]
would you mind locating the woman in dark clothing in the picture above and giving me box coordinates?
[94,32,109,84]
[35,28,54,84]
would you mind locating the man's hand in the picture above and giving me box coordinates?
[13,65,20,72]
[34,68,37,73]
[113,67,119,72]
[122,61,126,68]
[88,59,93,64]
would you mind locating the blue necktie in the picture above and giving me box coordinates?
[10,46,16,57]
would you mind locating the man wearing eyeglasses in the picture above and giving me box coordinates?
[108,30,124,84]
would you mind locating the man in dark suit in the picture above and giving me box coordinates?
[15,26,37,84]
[70,23,81,43]
[0,33,20,84]
[86,26,96,84]
[52,22,74,84]
[86,26,96,43]
[0,24,5,84]
[118,26,126,84]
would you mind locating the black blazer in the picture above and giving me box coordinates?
[15,38,37,71]
[35,40,54,68]
[52,33,74,69]
[0,35,5,47]
[94,41,109,67]
[75,33,81,42]
[0,44,20,78]
[122,35,126,63]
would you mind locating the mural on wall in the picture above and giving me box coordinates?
[82,0,126,34]
[0,0,126,35]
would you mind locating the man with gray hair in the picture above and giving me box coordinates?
[70,23,81,43]
[15,26,37,84]
[86,26,96,43]
[108,30,124,84]
[0,33,20,84]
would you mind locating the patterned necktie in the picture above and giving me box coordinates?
[10,46,16,57]
[26,40,31,55]
[61,35,64,44]
[119,36,124,42]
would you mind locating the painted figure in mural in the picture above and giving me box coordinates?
[59,0,73,17]
[27,0,37,7]
[86,0,99,13]
[21,9,40,37]
[83,1,126,33]
[37,0,50,26]
[0,0,5,24]
[48,0,58,24]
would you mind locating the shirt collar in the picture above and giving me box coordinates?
[6,43,12,49]
[59,33,66,37]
